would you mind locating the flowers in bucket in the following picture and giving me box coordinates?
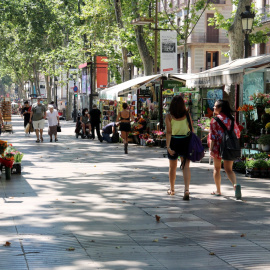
[249,93,270,107]
[0,140,8,156]
[145,138,155,146]
[14,151,24,163]
[237,104,254,116]
[0,144,15,168]
[139,133,149,140]
[152,130,165,136]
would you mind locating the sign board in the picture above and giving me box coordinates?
[138,88,151,97]
[163,80,184,89]
[73,86,78,92]
[160,31,177,74]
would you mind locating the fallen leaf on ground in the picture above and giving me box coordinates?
[115,246,121,249]
[153,239,159,242]
[240,234,245,237]
[94,165,96,167]
[3,242,11,246]
[66,247,75,251]
[72,202,75,203]
[155,215,161,222]
[163,236,168,239]
[231,245,237,247]
[122,201,126,203]
[90,240,95,242]
[152,177,156,179]
[209,252,215,255]
[9,197,14,199]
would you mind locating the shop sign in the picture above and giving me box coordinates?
[162,89,174,95]
[163,80,184,89]
[138,88,151,97]
[160,31,177,74]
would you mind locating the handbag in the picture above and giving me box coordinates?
[25,123,30,133]
[57,124,61,132]
[186,113,205,162]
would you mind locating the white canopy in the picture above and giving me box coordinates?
[99,74,162,100]
[170,55,270,88]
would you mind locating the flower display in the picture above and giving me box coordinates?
[249,93,270,107]
[0,140,8,155]
[0,143,24,168]
[14,151,24,163]
[237,104,254,113]
[197,118,211,130]
[152,130,165,136]
[266,122,270,130]
[265,108,270,114]
[145,139,155,146]
[139,133,149,140]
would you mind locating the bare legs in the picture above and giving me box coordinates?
[35,129,40,141]
[213,158,237,195]
[168,158,191,196]
[121,131,129,154]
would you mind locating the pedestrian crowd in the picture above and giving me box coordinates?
[18,96,242,200]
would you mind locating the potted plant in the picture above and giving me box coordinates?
[245,159,260,178]
[256,159,268,178]
[241,134,250,148]
[233,160,246,174]
[258,135,270,151]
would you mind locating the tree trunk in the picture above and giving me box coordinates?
[114,0,130,81]
[66,71,71,120]
[45,75,51,102]
[135,26,154,76]
[228,0,252,61]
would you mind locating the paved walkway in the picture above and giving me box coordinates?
[0,116,270,270]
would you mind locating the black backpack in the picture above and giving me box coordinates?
[214,117,241,161]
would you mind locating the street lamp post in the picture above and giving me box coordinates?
[73,74,77,122]
[241,6,255,58]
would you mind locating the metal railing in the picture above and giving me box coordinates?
[187,32,229,43]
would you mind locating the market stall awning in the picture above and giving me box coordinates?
[171,55,270,88]
[99,74,162,100]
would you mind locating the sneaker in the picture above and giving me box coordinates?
[235,184,242,200]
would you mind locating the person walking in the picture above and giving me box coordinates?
[80,108,91,138]
[46,105,60,142]
[208,99,241,199]
[165,95,193,200]
[21,101,31,136]
[116,103,134,154]
[29,97,46,143]
[89,104,102,142]
[102,122,119,143]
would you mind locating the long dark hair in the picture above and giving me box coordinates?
[122,103,128,110]
[82,108,88,116]
[215,100,234,120]
[169,95,187,118]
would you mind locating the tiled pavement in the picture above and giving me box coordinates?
[0,116,270,270]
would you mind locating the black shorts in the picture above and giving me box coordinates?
[119,122,131,132]
[168,135,191,160]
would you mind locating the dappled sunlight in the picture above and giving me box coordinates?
[1,116,270,269]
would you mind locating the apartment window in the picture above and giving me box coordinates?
[177,17,181,27]
[260,43,266,54]
[206,51,219,70]
[206,14,219,43]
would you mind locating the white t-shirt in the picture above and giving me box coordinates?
[46,109,58,126]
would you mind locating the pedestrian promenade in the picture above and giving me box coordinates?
[1,115,270,270]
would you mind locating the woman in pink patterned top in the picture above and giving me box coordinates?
[208,100,241,198]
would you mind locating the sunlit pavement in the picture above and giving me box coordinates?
[0,115,270,270]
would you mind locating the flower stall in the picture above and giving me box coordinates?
[0,141,23,179]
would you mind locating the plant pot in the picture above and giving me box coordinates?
[257,144,261,150]
[133,135,140,145]
[251,144,256,149]
[260,169,268,178]
[12,163,21,174]
[140,139,146,146]
[261,144,270,152]
[5,166,11,180]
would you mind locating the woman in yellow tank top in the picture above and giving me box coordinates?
[165,95,194,200]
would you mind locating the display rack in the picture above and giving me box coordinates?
[100,99,117,128]
[0,98,13,133]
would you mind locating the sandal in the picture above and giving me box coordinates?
[183,190,190,201]
[167,189,175,195]
[36,139,40,143]
[211,191,222,196]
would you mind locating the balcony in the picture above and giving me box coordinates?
[187,32,229,43]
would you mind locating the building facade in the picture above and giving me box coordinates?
[159,0,233,73]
